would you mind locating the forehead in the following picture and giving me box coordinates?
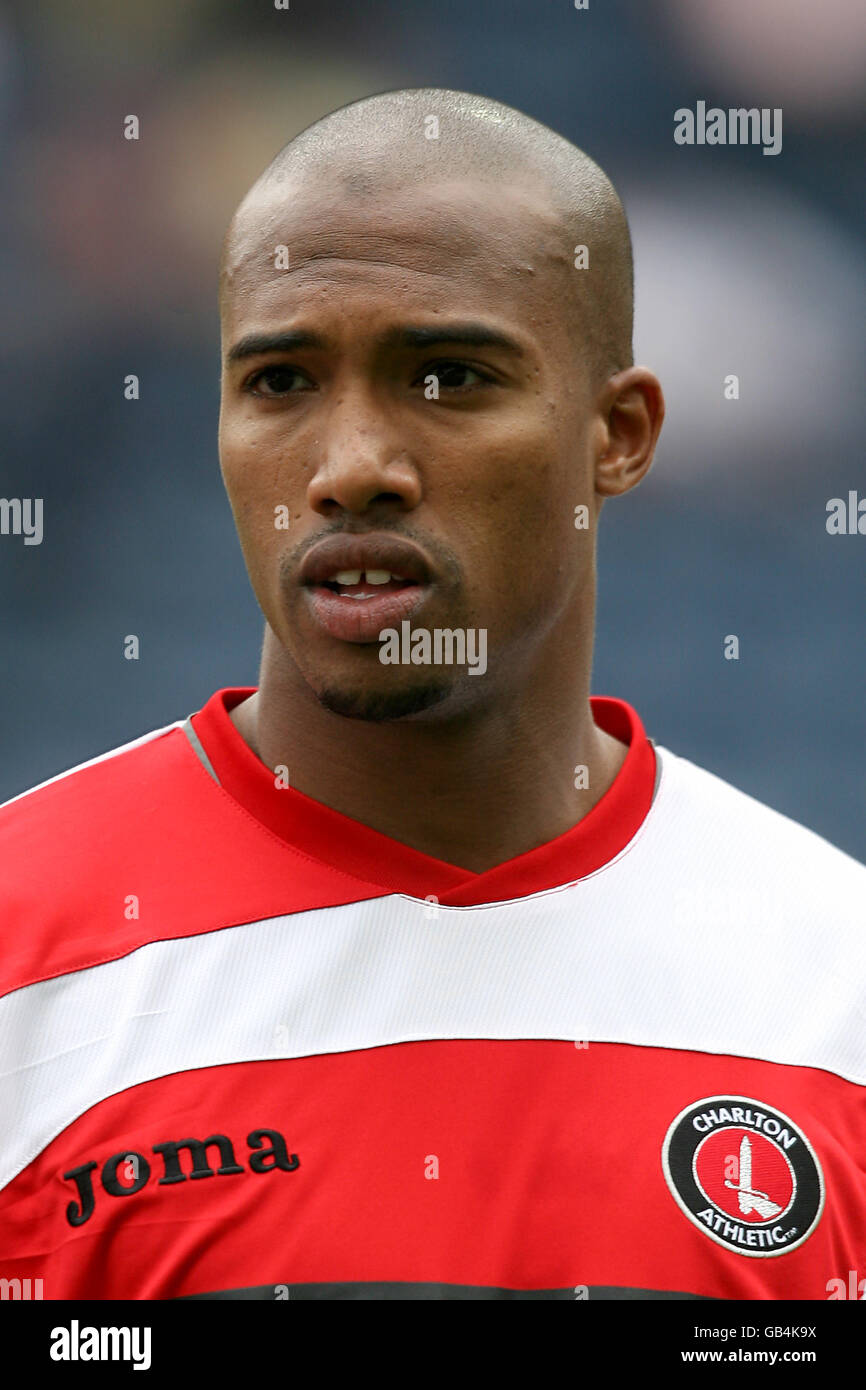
[220,175,573,335]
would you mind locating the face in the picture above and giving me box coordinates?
[218,173,602,721]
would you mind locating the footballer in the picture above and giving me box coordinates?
[1,89,864,1301]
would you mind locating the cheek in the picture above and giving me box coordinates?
[218,413,253,508]
[467,421,578,548]
[220,422,302,550]
[461,422,591,618]
[218,480,280,613]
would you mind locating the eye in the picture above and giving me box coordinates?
[418,360,493,391]
[246,366,315,397]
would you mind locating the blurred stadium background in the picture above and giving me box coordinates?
[1,0,863,858]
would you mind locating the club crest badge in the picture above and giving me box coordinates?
[662,1095,824,1258]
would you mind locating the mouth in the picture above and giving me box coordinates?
[319,569,417,599]
[300,536,434,643]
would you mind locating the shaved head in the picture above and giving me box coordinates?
[220,87,634,384]
[217,85,662,748]
[217,85,663,859]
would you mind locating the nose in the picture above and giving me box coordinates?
[307,386,422,517]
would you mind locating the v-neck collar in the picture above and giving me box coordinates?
[190,688,656,905]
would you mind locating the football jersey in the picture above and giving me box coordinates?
[1,687,864,1300]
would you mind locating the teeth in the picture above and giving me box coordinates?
[331,569,394,586]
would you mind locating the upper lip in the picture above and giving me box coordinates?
[299,533,433,586]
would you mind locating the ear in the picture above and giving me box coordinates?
[593,367,664,498]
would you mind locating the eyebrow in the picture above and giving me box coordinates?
[226,330,328,364]
[225,322,524,365]
[391,324,524,355]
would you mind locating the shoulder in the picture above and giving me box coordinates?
[0,716,189,847]
[0,715,207,991]
[650,743,866,912]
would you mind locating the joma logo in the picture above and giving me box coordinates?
[63,1129,299,1226]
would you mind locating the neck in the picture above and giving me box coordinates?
[230,626,628,873]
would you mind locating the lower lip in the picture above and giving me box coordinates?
[304,583,430,642]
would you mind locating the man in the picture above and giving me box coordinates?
[1,89,864,1301]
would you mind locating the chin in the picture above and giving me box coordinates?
[314,679,454,722]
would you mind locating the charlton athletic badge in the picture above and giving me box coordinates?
[662,1095,824,1257]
